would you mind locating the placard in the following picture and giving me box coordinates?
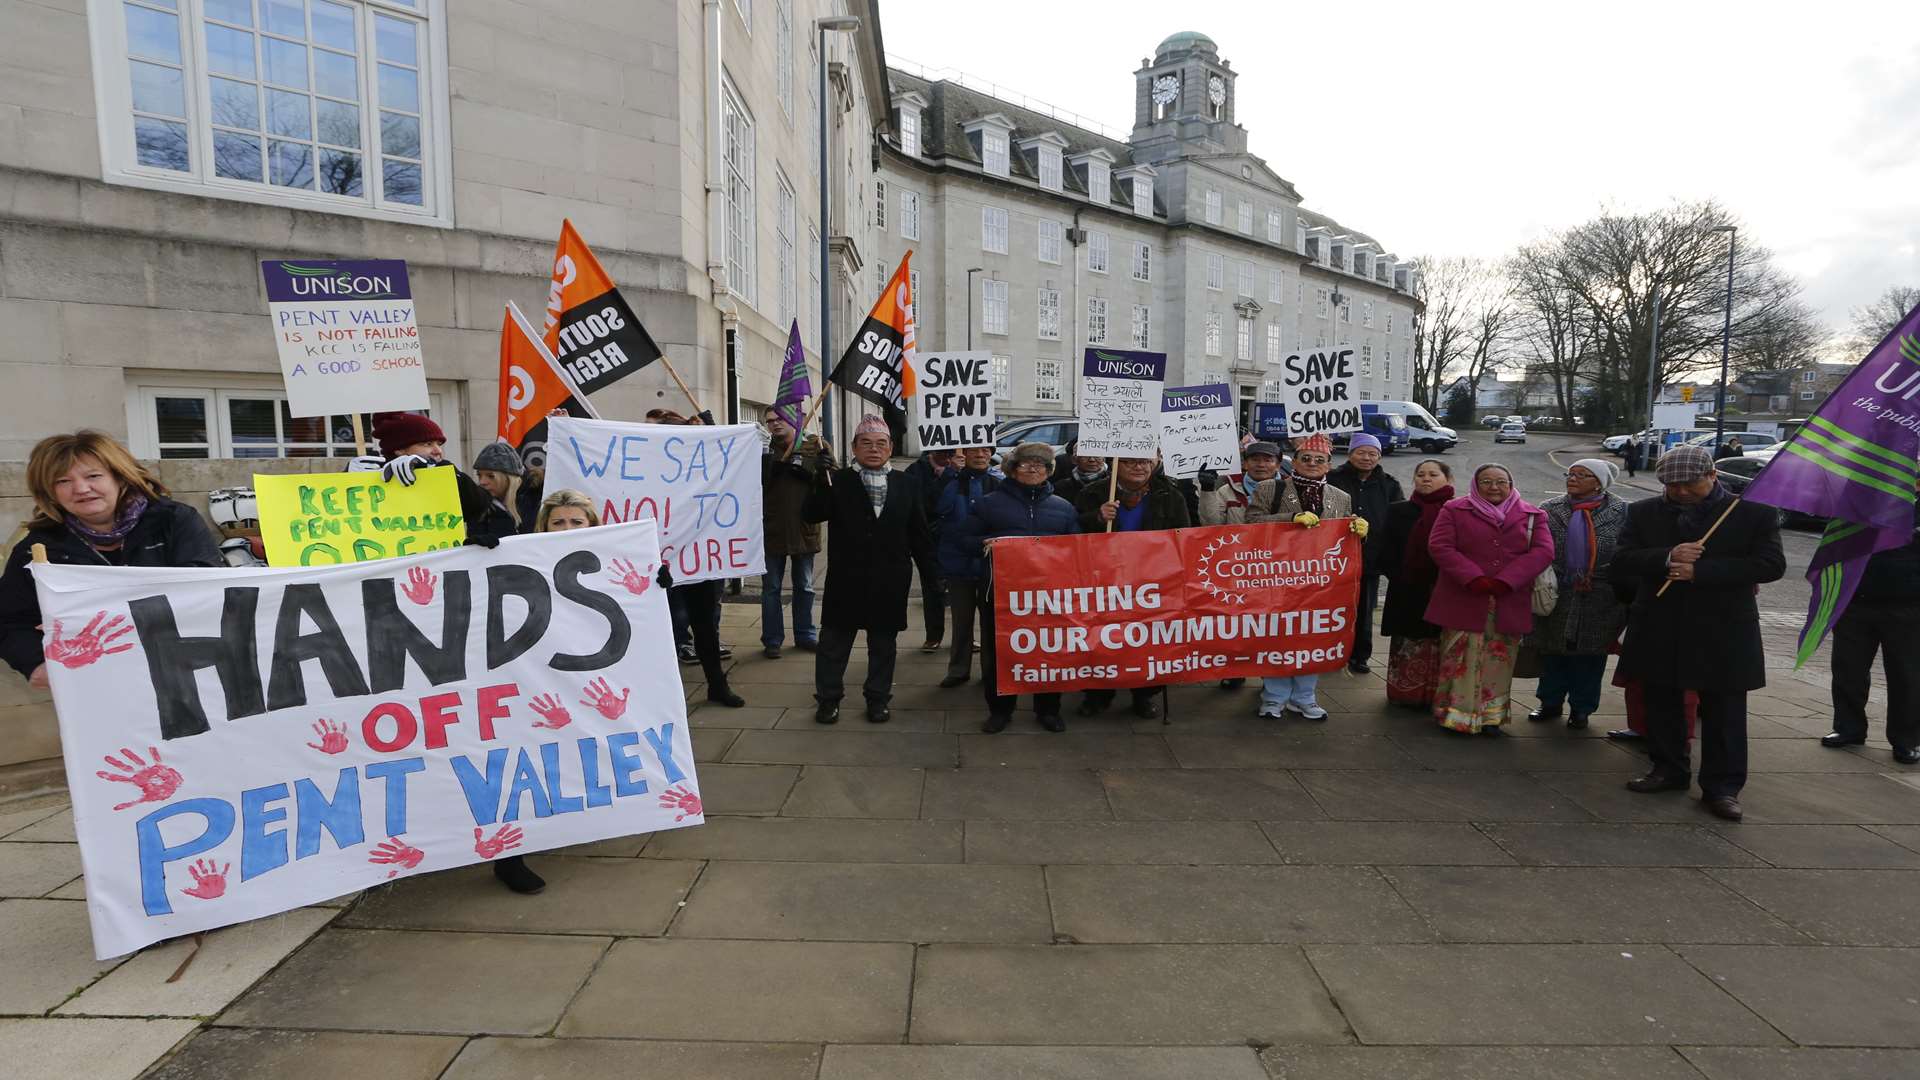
[35,521,701,959]
[1253,403,1289,441]
[262,259,428,418]
[254,468,465,566]
[1276,349,1361,437]
[1077,348,1167,459]
[914,350,997,452]
[1158,383,1240,479]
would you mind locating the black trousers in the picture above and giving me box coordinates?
[673,579,728,690]
[1831,602,1920,750]
[1645,682,1747,799]
[915,547,945,643]
[1352,572,1381,666]
[815,625,898,707]
[979,589,1062,718]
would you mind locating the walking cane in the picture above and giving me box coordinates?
[1655,497,1741,597]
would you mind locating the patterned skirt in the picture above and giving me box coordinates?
[1433,609,1521,733]
[1386,636,1442,706]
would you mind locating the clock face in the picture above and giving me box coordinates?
[1208,76,1226,105]
[1151,75,1179,106]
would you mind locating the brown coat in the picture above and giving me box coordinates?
[763,448,827,556]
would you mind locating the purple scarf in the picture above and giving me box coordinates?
[66,494,148,546]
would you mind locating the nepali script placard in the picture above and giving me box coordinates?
[34,521,701,959]
[992,522,1361,694]
[542,417,765,584]
[1077,348,1167,459]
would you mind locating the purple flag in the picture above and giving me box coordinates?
[1742,301,1920,665]
[774,319,811,432]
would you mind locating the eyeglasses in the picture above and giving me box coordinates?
[1294,454,1331,465]
[1013,461,1050,472]
[1478,478,1513,488]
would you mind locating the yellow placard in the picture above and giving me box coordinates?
[255,467,466,566]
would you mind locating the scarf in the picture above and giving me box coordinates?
[1402,485,1454,580]
[1672,481,1733,539]
[1292,476,1325,516]
[1073,466,1108,487]
[858,466,890,517]
[66,493,147,546]
[1563,494,1606,591]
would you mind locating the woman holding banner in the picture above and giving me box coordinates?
[1380,459,1454,708]
[1073,454,1190,720]
[1,432,222,689]
[1245,434,1352,721]
[1424,463,1556,735]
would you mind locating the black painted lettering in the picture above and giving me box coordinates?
[129,588,264,739]
[268,584,370,710]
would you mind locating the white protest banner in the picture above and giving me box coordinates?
[914,350,997,452]
[1158,383,1240,479]
[261,259,428,417]
[1277,348,1362,437]
[1077,348,1167,459]
[542,417,764,584]
[35,521,700,959]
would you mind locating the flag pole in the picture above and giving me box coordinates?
[781,389,830,463]
[1104,458,1119,533]
[1655,496,1742,597]
[653,353,706,418]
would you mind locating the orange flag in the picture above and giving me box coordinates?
[543,219,664,396]
[829,252,917,443]
[498,300,595,463]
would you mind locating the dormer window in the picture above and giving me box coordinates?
[1038,147,1061,190]
[1019,132,1068,193]
[1117,165,1156,217]
[966,113,1015,178]
[1087,161,1110,202]
[899,109,919,157]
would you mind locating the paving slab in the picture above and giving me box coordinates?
[337,857,700,935]
[1707,868,1920,945]
[642,816,962,863]
[558,938,912,1042]
[958,733,1177,769]
[552,833,649,857]
[1479,822,1766,866]
[671,861,1052,942]
[779,765,926,818]
[691,726,739,762]
[144,1028,465,1080]
[1164,733,1419,770]
[1305,943,1787,1045]
[1531,773,1714,823]
[1742,739,1896,773]
[443,1037,822,1080]
[910,943,1348,1045]
[218,928,609,1035]
[0,899,124,1014]
[1102,769,1322,821]
[0,842,82,897]
[922,767,1113,820]
[822,1045,1271,1079]
[697,763,801,815]
[683,703,785,729]
[3,809,75,842]
[1295,770,1594,822]
[1678,1046,1920,1080]
[0,1018,198,1080]
[1049,864,1433,943]
[1677,945,1920,1046]
[965,820,1280,864]
[1384,865,1802,944]
[0,801,63,840]
[775,706,949,731]
[1390,733,1639,771]
[59,906,335,1017]
[1866,824,1920,852]
[727,729,960,767]
[1261,821,1517,865]
[1737,774,1920,824]
[1713,824,1920,868]
[1262,1045,1707,1080]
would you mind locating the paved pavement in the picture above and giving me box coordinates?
[4,431,1919,1079]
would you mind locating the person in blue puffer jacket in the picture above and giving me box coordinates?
[955,441,1080,733]
[935,445,1002,688]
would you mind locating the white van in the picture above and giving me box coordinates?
[1371,400,1458,453]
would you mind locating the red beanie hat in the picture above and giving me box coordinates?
[373,411,446,458]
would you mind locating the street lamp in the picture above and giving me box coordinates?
[965,267,984,350]
[1709,224,1736,443]
[814,14,862,450]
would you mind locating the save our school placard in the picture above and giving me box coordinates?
[33,521,702,959]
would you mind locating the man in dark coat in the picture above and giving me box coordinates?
[804,415,935,724]
[1052,449,1110,507]
[901,448,954,651]
[761,408,831,658]
[1072,453,1191,719]
[1823,523,1920,764]
[1610,445,1785,821]
[1327,433,1405,673]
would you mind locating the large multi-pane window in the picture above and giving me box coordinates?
[1236,262,1254,297]
[1034,359,1063,403]
[1236,317,1253,361]
[898,107,919,156]
[911,269,925,337]
[1038,220,1063,264]
[991,355,1011,400]
[774,0,792,118]
[1204,312,1222,356]
[1087,231,1109,273]
[1037,147,1062,191]
[1315,288,1329,318]
[982,279,1009,335]
[776,172,796,327]
[132,380,457,459]
[1087,297,1109,345]
[722,78,755,303]
[1266,323,1283,361]
[1130,304,1150,349]
[982,207,1008,254]
[1268,208,1284,243]
[981,129,1009,176]
[900,190,920,240]
[1237,201,1252,234]
[1268,271,1284,304]
[1204,189,1222,225]
[1131,176,1152,216]
[1206,254,1223,291]
[1037,288,1061,340]
[1086,161,1109,203]
[1131,242,1151,282]
[874,179,886,228]
[1363,300,1374,328]
[1361,343,1374,377]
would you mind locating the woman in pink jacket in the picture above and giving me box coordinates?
[1424,463,1556,735]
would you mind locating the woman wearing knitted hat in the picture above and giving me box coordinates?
[1526,458,1630,730]
[468,441,525,543]
[349,412,498,546]
[1245,434,1355,721]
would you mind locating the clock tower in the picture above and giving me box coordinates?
[1132,31,1245,159]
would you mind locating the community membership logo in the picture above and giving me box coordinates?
[1194,531,1352,605]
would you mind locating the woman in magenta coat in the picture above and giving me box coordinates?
[1424,463,1556,735]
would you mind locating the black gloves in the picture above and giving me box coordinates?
[1196,467,1221,492]
[466,533,501,549]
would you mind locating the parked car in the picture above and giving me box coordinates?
[1685,431,1778,454]
[992,416,1078,457]
[1713,451,1817,528]
[1373,400,1457,453]
[1603,432,1639,454]
[1494,421,1528,445]
[1481,415,1509,429]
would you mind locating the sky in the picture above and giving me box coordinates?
[881,0,1920,337]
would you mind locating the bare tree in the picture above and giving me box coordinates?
[1849,285,1920,352]
[1410,256,1510,412]
[1509,240,1598,423]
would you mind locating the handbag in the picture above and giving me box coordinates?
[1528,515,1559,617]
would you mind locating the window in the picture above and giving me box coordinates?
[1086,160,1110,203]
[1204,312,1222,356]
[898,106,919,156]
[1206,253,1224,290]
[1087,231,1109,273]
[1131,242,1151,282]
[1204,189,1222,225]
[1131,304,1150,349]
[1237,200,1253,234]
[981,129,1009,176]
[1236,262,1254,297]
[1801,390,1817,400]
[1267,208,1284,243]
[1361,344,1373,376]
[1363,300,1374,328]
[1266,323,1283,361]
[900,190,920,240]
[132,379,458,459]
[1037,147,1062,191]
[1035,358,1063,403]
[874,178,886,228]
[1038,288,1060,340]
[982,206,1008,254]
[1087,297,1109,345]
[876,260,887,298]
[990,356,1012,400]
[1236,317,1253,361]
[775,0,792,119]
[722,79,755,303]
[1385,313,1394,335]
[1131,175,1153,216]
[1296,223,1307,254]
[982,279,1008,335]
[1038,220,1063,264]
[1802,370,1818,383]
[1340,299,1352,323]
[1315,329,1326,348]
[97,0,446,220]
[776,171,796,327]
[1268,270,1284,304]
[1315,287,1328,317]
[1383,349,1391,382]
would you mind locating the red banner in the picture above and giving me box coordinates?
[992,522,1362,694]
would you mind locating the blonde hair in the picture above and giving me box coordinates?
[535,488,600,532]
[26,431,167,529]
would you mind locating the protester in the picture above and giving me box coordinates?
[1623,435,1639,479]
[1073,453,1189,718]
[1380,459,1454,708]
[1611,445,1785,820]
[903,448,954,653]
[959,442,1079,732]
[1245,434,1359,720]
[469,441,524,543]
[1425,463,1555,735]
[935,446,1001,688]
[646,409,731,666]
[1197,440,1284,691]
[805,415,934,724]
[759,408,829,659]
[1052,450,1110,506]
[1,432,222,688]
[1527,458,1630,730]
[352,411,495,532]
[1822,513,1920,764]
[1328,433,1404,673]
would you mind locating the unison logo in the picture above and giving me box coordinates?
[281,263,398,299]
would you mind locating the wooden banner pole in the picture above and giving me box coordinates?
[349,412,369,457]
[1655,496,1741,597]
[1104,458,1119,534]
[656,354,706,418]
[781,390,831,463]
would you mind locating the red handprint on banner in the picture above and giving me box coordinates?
[96,746,183,811]
[44,611,135,669]
[580,677,630,720]
[608,559,657,597]
[306,718,350,754]
[182,858,229,900]
[529,693,573,730]
[473,824,524,859]
[401,566,437,605]
[659,785,703,822]
[367,838,425,878]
